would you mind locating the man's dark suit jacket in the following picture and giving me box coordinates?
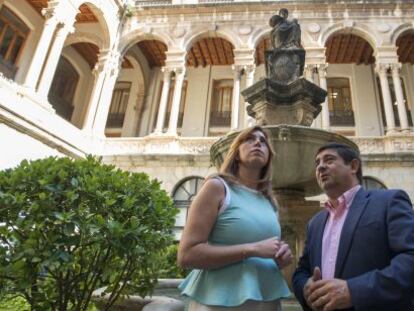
[292,188,414,311]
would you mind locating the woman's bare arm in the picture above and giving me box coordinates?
[177,178,281,270]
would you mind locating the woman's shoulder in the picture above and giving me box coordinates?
[202,177,226,197]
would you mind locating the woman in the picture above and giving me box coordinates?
[178,126,292,311]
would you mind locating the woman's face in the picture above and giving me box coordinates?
[238,130,270,169]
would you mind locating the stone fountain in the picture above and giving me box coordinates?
[210,8,358,286]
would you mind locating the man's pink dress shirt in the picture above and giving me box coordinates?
[321,185,361,279]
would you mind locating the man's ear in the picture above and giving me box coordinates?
[350,158,360,174]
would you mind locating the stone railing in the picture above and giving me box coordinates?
[99,135,219,156]
[100,134,414,158]
[134,0,172,7]
[351,136,414,155]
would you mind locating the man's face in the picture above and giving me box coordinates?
[315,148,357,194]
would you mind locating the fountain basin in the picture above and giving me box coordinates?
[210,125,358,197]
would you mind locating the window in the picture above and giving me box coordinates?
[172,176,204,239]
[362,176,387,190]
[0,6,29,79]
[209,79,233,133]
[377,75,413,127]
[49,57,79,121]
[327,78,355,126]
[106,81,131,129]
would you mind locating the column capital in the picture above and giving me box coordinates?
[161,66,173,74]
[375,63,390,75]
[173,66,186,76]
[161,67,173,80]
[55,22,75,37]
[305,63,317,73]
[244,64,256,75]
[232,64,244,79]
[41,1,60,20]
[317,63,328,77]
[107,51,122,76]
[390,62,402,74]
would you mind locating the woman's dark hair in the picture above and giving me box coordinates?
[316,143,363,184]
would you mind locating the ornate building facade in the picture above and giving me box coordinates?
[1,0,414,236]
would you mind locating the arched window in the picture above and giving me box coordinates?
[0,6,29,79]
[362,176,387,190]
[172,176,204,238]
[49,57,79,121]
[327,78,355,126]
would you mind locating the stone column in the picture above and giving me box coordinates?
[231,65,243,130]
[390,63,410,132]
[37,22,75,97]
[23,14,59,89]
[83,51,109,131]
[166,67,186,135]
[376,64,396,134]
[318,64,330,130]
[244,64,256,128]
[91,52,122,136]
[153,68,172,134]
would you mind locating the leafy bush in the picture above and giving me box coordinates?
[0,156,177,311]
[0,295,30,311]
[158,244,190,279]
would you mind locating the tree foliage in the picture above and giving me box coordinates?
[0,156,177,311]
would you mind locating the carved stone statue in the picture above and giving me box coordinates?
[269,8,301,49]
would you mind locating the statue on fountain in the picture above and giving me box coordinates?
[241,8,326,126]
[269,8,301,49]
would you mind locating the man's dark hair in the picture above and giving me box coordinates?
[316,143,363,184]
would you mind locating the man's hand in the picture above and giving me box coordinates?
[304,267,322,310]
[274,240,293,269]
[308,278,352,311]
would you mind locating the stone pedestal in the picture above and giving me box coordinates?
[274,190,321,289]
[242,78,326,126]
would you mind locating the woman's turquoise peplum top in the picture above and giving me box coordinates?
[179,178,291,307]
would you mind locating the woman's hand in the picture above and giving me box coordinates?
[250,237,281,258]
[274,240,293,269]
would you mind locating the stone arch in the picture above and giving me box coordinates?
[182,28,239,52]
[119,31,172,57]
[65,32,104,50]
[320,23,379,52]
[249,27,271,50]
[73,1,112,49]
[391,23,414,45]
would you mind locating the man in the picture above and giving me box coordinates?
[292,143,414,311]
